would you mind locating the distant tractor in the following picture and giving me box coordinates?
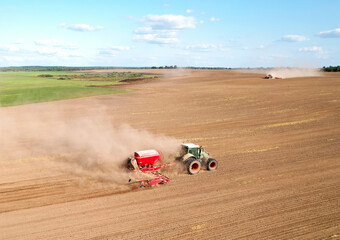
[177,143,218,174]
[265,74,281,79]
[264,74,273,79]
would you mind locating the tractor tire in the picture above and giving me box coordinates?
[187,158,201,175]
[207,158,218,171]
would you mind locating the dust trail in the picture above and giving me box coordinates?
[239,67,322,79]
[266,68,322,79]
[0,106,181,188]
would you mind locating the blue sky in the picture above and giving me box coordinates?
[0,0,339,67]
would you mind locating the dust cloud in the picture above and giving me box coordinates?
[240,67,322,79]
[266,68,322,79]
[0,107,181,187]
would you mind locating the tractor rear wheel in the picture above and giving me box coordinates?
[187,158,201,175]
[207,158,218,171]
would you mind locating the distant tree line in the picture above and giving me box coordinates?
[151,66,232,69]
[6,66,340,72]
[183,67,232,69]
[0,66,234,72]
[322,66,340,72]
[151,65,177,69]
[0,66,131,72]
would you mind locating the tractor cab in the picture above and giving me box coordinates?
[179,143,217,174]
[181,143,208,159]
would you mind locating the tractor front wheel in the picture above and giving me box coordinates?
[187,158,201,175]
[207,158,218,171]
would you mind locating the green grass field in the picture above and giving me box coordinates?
[0,71,152,107]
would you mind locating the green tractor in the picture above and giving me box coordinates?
[177,143,218,175]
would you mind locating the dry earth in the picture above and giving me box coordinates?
[0,69,339,239]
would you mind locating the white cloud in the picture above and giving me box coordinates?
[259,44,265,49]
[317,28,340,38]
[99,46,132,56]
[65,52,85,57]
[133,34,178,44]
[299,46,328,59]
[134,27,178,42]
[13,39,24,44]
[164,3,170,7]
[176,51,190,56]
[269,54,289,59]
[35,39,62,47]
[186,9,194,13]
[34,39,79,49]
[63,43,79,49]
[3,56,25,62]
[281,35,309,42]
[140,14,196,29]
[210,17,220,22]
[36,47,84,58]
[299,46,323,53]
[98,50,116,56]
[69,24,104,31]
[0,44,20,51]
[34,40,83,58]
[109,46,132,51]
[36,47,59,55]
[60,23,104,32]
[185,44,226,52]
[133,14,196,44]
[7,45,20,51]
[0,42,85,65]
[134,27,177,37]
[98,46,132,57]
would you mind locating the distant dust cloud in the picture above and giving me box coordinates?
[266,68,322,79]
[240,67,322,79]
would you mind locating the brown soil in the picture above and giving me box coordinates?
[0,70,339,239]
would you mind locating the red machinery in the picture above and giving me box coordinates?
[128,150,173,188]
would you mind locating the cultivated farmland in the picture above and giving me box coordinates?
[0,69,339,239]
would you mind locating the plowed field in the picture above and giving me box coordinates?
[1,70,339,239]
